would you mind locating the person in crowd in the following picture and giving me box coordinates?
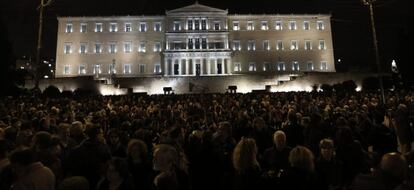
[153,144,190,190]
[32,131,62,180]
[0,139,12,190]
[393,104,414,154]
[107,129,127,158]
[96,157,135,190]
[60,176,90,190]
[368,109,398,157]
[262,130,291,178]
[335,126,368,186]
[9,147,56,190]
[232,137,263,190]
[352,152,408,190]
[279,146,318,190]
[315,138,343,190]
[70,121,86,146]
[282,109,304,148]
[127,139,152,190]
[251,116,272,156]
[65,125,111,189]
[210,121,236,190]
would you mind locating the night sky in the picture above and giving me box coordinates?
[0,0,411,71]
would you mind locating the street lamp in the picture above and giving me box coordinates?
[34,0,53,89]
[362,0,386,105]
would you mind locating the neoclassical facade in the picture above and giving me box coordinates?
[55,2,335,78]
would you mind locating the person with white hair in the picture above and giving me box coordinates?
[262,130,292,178]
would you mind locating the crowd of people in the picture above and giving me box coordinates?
[1,90,414,190]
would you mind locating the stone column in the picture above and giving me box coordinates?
[186,59,189,76]
[178,59,182,76]
[164,57,168,76]
[171,59,175,76]
[214,59,218,74]
[221,58,225,75]
[226,58,232,74]
[208,59,211,75]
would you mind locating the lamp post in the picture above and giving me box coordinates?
[362,0,386,105]
[34,0,53,89]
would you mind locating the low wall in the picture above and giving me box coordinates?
[24,72,377,95]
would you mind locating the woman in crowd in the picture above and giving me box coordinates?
[152,144,190,190]
[96,157,134,190]
[279,146,318,190]
[232,137,263,190]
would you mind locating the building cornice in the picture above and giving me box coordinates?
[57,16,165,21]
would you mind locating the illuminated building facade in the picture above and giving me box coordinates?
[55,2,335,79]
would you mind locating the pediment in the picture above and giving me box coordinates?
[167,2,228,15]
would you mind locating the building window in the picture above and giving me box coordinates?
[79,65,86,74]
[154,42,161,52]
[65,23,73,33]
[276,40,284,50]
[124,64,131,74]
[289,21,297,30]
[109,23,118,32]
[233,21,240,31]
[263,40,270,51]
[95,43,102,53]
[303,21,310,30]
[125,23,132,32]
[139,42,146,52]
[321,61,327,70]
[261,21,268,30]
[187,20,193,30]
[290,40,298,50]
[139,22,147,32]
[93,64,101,74]
[64,43,72,54]
[201,38,207,49]
[174,21,181,31]
[109,64,116,74]
[214,21,220,30]
[80,23,87,33]
[188,39,193,49]
[292,61,300,71]
[305,40,312,50]
[154,22,162,32]
[139,64,145,74]
[317,21,325,30]
[194,19,200,30]
[319,40,326,50]
[63,65,71,75]
[234,62,241,72]
[263,62,270,71]
[233,41,241,51]
[95,23,103,32]
[124,42,132,53]
[275,21,283,30]
[307,62,314,71]
[201,19,207,30]
[249,62,256,71]
[195,38,200,49]
[109,43,117,53]
[247,40,255,51]
[154,63,161,74]
[277,62,285,71]
[247,21,254,30]
[79,42,87,54]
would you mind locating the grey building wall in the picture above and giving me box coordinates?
[55,3,335,78]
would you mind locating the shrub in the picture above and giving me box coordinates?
[43,85,61,98]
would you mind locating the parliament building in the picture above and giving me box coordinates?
[55,2,335,80]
